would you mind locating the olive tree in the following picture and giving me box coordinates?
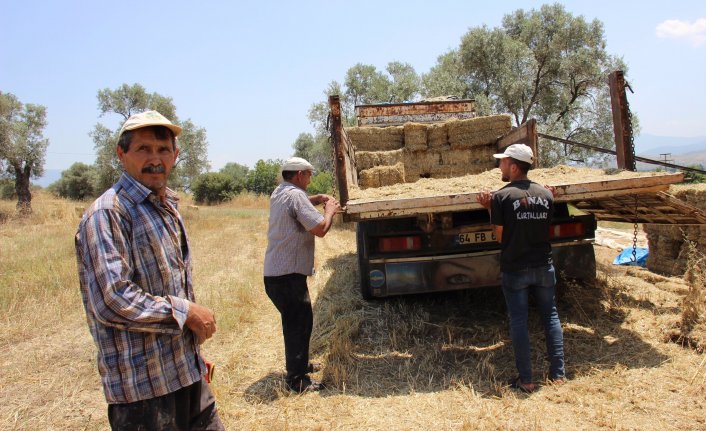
[0,92,48,214]
[91,84,210,191]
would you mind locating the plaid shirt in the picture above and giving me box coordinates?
[75,173,203,404]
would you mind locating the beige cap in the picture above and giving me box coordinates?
[493,143,534,164]
[118,110,182,138]
[281,157,315,172]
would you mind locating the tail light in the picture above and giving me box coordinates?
[550,222,586,239]
[378,236,422,252]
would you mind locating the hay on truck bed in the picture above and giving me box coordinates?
[346,114,512,189]
[347,165,670,202]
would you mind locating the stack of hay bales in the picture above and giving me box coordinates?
[643,185,706,276]
[346,114,511,189]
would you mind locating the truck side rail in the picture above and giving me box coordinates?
[497,119,538,165]
[344,173,687,222]
[329,95,357,207]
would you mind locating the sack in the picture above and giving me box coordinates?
[612,247,648,267]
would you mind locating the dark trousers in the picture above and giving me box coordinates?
[264,273,313,383]
[108,378,224,431]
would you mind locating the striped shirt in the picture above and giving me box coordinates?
[264,182,324,277]
[75,172,203,404]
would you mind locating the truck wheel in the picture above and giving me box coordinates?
[554,243,597,291]
[356,224,374,300]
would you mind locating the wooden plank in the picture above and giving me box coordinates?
[356,100,475,118]
[343,174,686,221]
[358,112,475,127]
[609,71,636,171]
[356,100,476,127]
[329,95,350,206]
[346,173,683,215]
[571,191,706,224]
[497,119,538,165]
[655,191,706,223]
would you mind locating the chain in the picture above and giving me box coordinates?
[625,79,639,265]
[624,80,636,171]
[632,194,639,265]
[326,111,338,198]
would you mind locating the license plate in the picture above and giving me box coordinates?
[455,229,496,245]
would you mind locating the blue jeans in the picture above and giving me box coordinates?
[501,265,565,384]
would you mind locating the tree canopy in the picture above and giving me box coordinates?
[50,162,99,201]
[92,84,210,191]
[423,3,628,165]
[302,3,632,169]
[0,91,49,213]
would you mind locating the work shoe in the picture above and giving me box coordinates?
[286,376,325,393]
[548,376,566,386]
[509,376,536,393]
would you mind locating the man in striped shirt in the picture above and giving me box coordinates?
[263,157,340,392]
[75,111,224,429]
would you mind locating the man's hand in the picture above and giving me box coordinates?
[185,302,217,344]
[477,190,493,210]
[310,194,334,206]
[323,199,341,215]
[544,184,557,198]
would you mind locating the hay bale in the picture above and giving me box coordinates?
[447,115,512,149]
[671,186,706,211]
[355,149,404,170]
[402,150,440,181]
[358,163,405,189]
[403,123,428,152]
[345,126,404,151]
[644,224,706,276]
[428,123,448,149]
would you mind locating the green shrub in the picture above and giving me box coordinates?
[308,171,334,195]
[50,163,99,200]
[191,172,237,205]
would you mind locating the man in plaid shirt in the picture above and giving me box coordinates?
[76,111,224,430]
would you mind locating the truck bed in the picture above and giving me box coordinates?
[328,96,706,225]
[343,172,706,224]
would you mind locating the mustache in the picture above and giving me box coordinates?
[142,165,166,174]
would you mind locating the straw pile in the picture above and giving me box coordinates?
[644,184,706,276]
[348,165,668,201]
[345,114,512,189]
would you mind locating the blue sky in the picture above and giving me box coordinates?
[2,0,705,173]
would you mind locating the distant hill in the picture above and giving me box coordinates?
[634,134,706,157]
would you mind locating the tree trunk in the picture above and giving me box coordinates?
[15,163,32,215]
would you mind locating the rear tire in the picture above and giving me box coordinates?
[356,223,373,300]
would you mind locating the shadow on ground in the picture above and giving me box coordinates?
[300,251,672,399]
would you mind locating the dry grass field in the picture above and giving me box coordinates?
[0,191,704,430]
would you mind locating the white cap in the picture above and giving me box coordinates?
[118,110,182,138]
[281,157,315,172]
[493,143,534,164]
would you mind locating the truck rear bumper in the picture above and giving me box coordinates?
[364,240,594,297]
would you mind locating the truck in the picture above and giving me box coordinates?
[328,83,699,299]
